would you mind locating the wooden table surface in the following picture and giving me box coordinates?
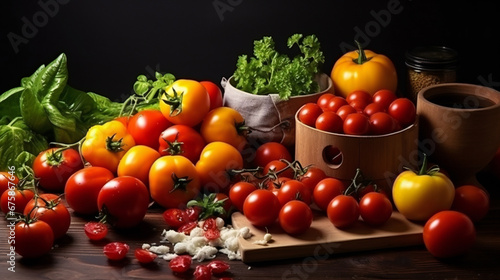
[1,172,499,280]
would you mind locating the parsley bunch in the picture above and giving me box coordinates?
[233,34,325,100]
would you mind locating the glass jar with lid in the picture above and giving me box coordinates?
[405,46,458,102]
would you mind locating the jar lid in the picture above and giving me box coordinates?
[405,46,458,70]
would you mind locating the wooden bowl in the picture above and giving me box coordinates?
[416,83,500,188]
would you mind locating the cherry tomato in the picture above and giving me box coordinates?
[194,264,212,280]
[15,219,54,258]
[128,109,171,150]
[135,248,157,264]
[33,147,84,192]
[97,176,150,228]
[84,221,108,241]
[423,210,476,258]
[117,145,161,186]
[298,103,323,127]
[160,79,210,127]
[150,155,201,209]
[64,166,115,215]
[204,228,221,240]
[372,89,397,110]
[1,185,35,215]
[279,200,313,235]
[326,96,349,113]
[229,181,258,212]
[169,255,192,273]
[178,221,198,235]
[207,260,230,274]
[346,90,372,106]
[103,242,130,261]
[315,111,343,133]
[200,106,248,152]
[363,102,385,117]
[451,185,489,222]
[264,160,294,179]
[327,194,360,228]
[253,142,293,168]
[369,112,397,135]
[0,171,19,195]
[317,93,336,111]
[214,192,232,216]
[277,179,312,207]
[158,124,206,163]
[343,113,370,135]
[23,194,71,239]
[200,80,223,111]
[313,178,345,211]
[336,104,357,121]
[299,166,327,194]
[162,208,189,229]
[243,189,281,227]
[388,98,416,127]
[359,192,393,226]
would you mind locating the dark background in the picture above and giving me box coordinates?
[1,0,499,102]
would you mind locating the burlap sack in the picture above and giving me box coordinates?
[222,73,333,149]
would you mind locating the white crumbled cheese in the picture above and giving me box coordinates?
[253,233,273,246]
[141,243,151,250]
[162,253,178,261]
[163,229,187,243]
[208,237,223,248]
[215,217,225,229]
[224,236,240,252]
[189,227,204,237]
[219,248,242,260]
[192,245,218,262]
[148,245,170,255]
[238,227,252,239]
[173,242,188,254]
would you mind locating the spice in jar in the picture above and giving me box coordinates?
[405,46,458,101]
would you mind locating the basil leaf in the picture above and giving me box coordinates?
[21,64,45,90]
[0,87,23,121]
[20,88,52,134]
[35,53,68,101]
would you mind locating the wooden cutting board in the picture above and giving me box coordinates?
[231,210,424,263]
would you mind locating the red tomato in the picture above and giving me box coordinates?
[277,179,312,207]
[178,221,198,235]
[64,166,115,215]
[322,146,343,166]
[14,219,54,258]
[343,113,370,135]
[451,185,490,222]
[200,80,223,111]
[349,99,370,112]
[317,93,336,111]
[279,200,313,235]
[369,112,397,135]
[346,90,372,105]
[313,178,345,211]
[128,109,171,150]
[264,160,294,179]
[207,260,230,274]
[33,147,84,192]
[315,111,343,133]
[214,192,232,216]
[423,210,476,258]
[359,192,393,226]
[298,103,323,127]
[0,171,19,195]
[243,189,281,227]
[388,98,416,127]
[162,208,189,229]
[135,248,157,264]
[363,102,385,117]
[1,186,35,215]
[373,89,397,110]
[97,176,150,228]
[336,104,357,121]
[204,228,221,240]
[84,221,108,241]
[253,142,293,168]
[229,181,258,212]
[114,116,130,127]
[326,96,349,113]
[158,124,206,163]
[103,242,130,260]
[327,194,360,228]
[299,166,327,193]
[170,255,192,273]
[23,194,71,239]
[194,264,212,280]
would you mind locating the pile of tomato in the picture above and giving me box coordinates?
[298,89,416,135]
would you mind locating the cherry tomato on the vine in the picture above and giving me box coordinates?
[313,178,345,212]
[277,179,312,207]
[24,193,71,239]
[359,192,393,226]
[327,194,360,228]
[229,181,257,212]
[279,200,313,235]
[14,219,54,258]
[33,147,84,192]
[253,142,292,168]
[243,189,281,227]
[0,171,19,195]
[299,166,327,193]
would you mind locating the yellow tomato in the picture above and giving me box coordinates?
[117,145,161,186]
[331,41,397,98]
[392,155,455,221]
[200,107,248,152]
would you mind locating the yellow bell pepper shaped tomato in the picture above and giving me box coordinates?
[392,154,455,221]
[81,120,135,174]
[331,41,397,98]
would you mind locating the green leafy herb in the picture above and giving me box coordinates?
[187,193,228,220]
[233,34,325,100]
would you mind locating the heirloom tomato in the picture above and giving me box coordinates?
[451,185,489,222]
[279,200,313,235]
[330,41,397,98]
[159,79,210,127]
[149,155,201,209]
[32,147,84,192]
[158,124,206,163]
[423,210,476,258]
[117,145,160,186]
[392,155,455,221]
[253,142,292,168]
[97,176,150,228]
[64,166,114,215]
[128,109,171,150]
[196,142,243,193]
[243,189,281,227]
[15,219,54,258]
[24,193,71,239]
[81,120,135,174]
[200,106,248,151]
[200,80,223,111]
